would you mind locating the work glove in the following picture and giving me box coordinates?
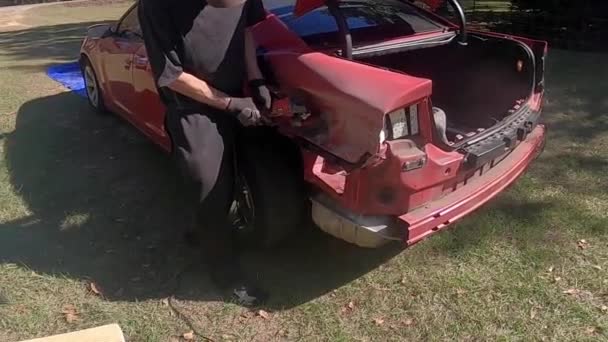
[226,97,262,127]
[248,79,272,110]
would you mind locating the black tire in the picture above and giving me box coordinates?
[233,127,308,248]
[80,56,108,114]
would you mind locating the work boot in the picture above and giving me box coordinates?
[231,283,269,307]
[208,260,269,307]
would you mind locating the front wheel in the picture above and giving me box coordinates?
[81,57,108,114]
[231,127,308,248]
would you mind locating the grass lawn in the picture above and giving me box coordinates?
[1,1,608,341]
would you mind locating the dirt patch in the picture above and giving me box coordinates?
[0,7,30,30]
[62,0,132,7]
[0,20,28,29]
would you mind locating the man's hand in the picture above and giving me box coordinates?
[226,97,262,126]
[249,79,272,110]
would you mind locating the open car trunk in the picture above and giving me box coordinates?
[355,35,536,145]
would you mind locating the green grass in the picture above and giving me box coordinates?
[1,2,608,341]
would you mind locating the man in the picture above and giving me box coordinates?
[138,0,272,305]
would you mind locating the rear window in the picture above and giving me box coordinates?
[265,0,444,46]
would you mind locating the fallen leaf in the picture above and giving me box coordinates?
[14,305,28,315]
[548,266,554,273]
[160,298,169,306]
[563,288,580,295]
[65,312,78,323]
[593,265,602,270]
[577,239,589,249]
[554,277,562,282]
[403,318,414,326]
[61,304,76,313]
[585,326,598,335]
[257,309,270,319]
[61,305,79,323]
[340,301,356,315]
[401,277,407,285]
[88,282,102,296]
[373,318,385,326]
[456,288,467,296]
[182,331,195,340]
[221,334,235,341]
[530,307,537,319]
[601,305,607,312]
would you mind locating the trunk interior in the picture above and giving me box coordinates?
[356,37,534,144]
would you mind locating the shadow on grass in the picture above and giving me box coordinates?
[0,21,110,63]
[0,91,401,309]
[541,51,608,144]
[0,45,606,309]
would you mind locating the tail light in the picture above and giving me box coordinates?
[382,103,427,171]
[384,104,420,140]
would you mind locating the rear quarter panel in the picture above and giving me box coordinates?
[252,15,433,164]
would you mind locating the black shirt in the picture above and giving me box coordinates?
[138,0,266,108]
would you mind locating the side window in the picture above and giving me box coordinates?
[117,6,142,39]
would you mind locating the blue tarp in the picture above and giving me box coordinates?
[46,62,87,98]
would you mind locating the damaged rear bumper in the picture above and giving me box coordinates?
[311,124,546,248]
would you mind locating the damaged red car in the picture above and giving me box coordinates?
[79,0,547,248]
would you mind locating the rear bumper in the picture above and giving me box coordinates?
[311,124,546,248]
[401,124,546,245]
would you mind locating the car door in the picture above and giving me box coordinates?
[98,5,142,116]
[132,44,171,151]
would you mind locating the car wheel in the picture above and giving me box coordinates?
[231,127,308,249]
[81,57,108,114]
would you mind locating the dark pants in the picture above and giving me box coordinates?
[165,105,240,286]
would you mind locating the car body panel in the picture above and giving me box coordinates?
[293,0,325,16]
[131,45,171,151]
[257,49,433,164]
[96,37,141,115]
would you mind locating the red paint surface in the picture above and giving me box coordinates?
[293,0,325,17]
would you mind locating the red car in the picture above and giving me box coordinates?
[79,0,547,248]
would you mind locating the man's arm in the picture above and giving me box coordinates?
[245,0,267,81]
[244,0,271,110]
[138,0,231,111]
[245,30,263,82]
[168,72,230,110]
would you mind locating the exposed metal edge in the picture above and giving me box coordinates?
[352,32,457,58]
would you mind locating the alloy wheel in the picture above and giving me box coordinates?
[84,65,99,108]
